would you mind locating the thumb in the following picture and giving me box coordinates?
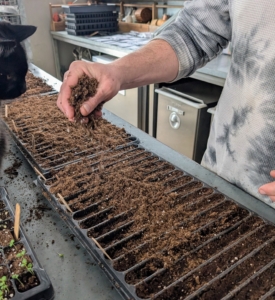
[80,89,105,116]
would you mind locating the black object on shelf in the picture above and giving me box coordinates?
[0,188,54,300]
[64,9,118,35]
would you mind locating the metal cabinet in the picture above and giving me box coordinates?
[155,78,223,163]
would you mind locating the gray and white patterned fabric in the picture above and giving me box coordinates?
[155,0,275,207]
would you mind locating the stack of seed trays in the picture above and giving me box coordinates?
[36,143,275,300]
[0,188,54,300]
[63,5,118,35]
[2,94,139,174]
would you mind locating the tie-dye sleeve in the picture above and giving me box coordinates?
[154,0,231,81]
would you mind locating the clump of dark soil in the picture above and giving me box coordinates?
[25,204,51,223]
[68,74,99,123]
[0,228,14,247]
[4,159,22,179]
[15,272,40,292]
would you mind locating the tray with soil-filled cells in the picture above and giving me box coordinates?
[23,71,56,97]
[2,94,139,173]
[0,188,54,300]
[36,143,275,300]
[0,71,56,108]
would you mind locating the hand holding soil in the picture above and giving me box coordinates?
[57,61,121,122]
[68,74,99,123]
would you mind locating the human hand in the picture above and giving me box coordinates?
[57,60,121,122]
[258,170,275,201]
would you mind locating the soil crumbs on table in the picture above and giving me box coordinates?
[4,159,22,179]
[25,204,52,223]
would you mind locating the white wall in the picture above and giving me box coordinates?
[19,0,86,77]
[19,0,183,77]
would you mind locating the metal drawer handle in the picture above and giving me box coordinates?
[167,105,185,115]
[169,112,180,129]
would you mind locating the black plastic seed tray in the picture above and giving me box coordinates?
[64,8,118,35]
[66,12,117,24]
[66,20,118,31]
[62,4,117,14]
[0,188,54,300]
[36,143,275,300]
[2,118,139,174]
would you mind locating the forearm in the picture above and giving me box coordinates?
[109,39,179,90]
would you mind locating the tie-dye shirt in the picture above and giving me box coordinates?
[156,0,275,207]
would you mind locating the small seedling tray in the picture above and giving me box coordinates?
[0,188,54,300]
[36,143,275,300]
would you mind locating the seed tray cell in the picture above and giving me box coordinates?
[0,188,54,300]
[2,94,139,173]
[35,142,275,300]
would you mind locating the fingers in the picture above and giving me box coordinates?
[94,110,103,118]
[80,117,89,124]
[57,62,88,120]
[57,61,119,121]
[259,172,275,201]
[259,182,275,196]
[80,88,106,116]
